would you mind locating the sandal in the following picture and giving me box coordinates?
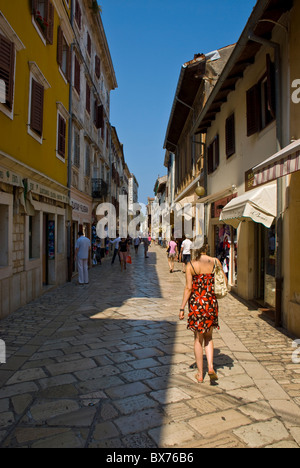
[208,371,218,382]
[195,373,204,384]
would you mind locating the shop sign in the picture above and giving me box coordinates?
[212,194,237,219]
[0,167,23,187]
[71,199,90,215]
[245,169,255,192]
[25,179,69,204]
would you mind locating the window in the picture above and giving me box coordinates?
[74,54,80,95]
[246,54,276,137]
[86,81,91,114]
[73,128,80,167]
[87,33,91,57]
[57,113,66,159]
[207,135,219,175]
[30,78,44,136]
[57,26,71,82]
[225,114,235,158]
[75,0,82,30]
[95,55,101,79]
[85,143,90,177]
[93,101,103,129]
[32,0,54,44]
[0,33,15,110]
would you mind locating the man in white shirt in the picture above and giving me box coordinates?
[110,235,121,265]
[180,237,192,273]
[75,231,91,285]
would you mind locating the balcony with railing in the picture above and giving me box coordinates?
[92,178,108,199]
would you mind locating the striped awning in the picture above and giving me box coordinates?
[252,140,300,187]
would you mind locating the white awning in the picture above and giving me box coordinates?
[252,139,300,186]
[219,184,277,229]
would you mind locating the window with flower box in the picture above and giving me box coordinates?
[32,0,54,44]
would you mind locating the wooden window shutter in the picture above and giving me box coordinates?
[75,0,82,29]
[214,135,220,170]
[58,115,66,157]
[97,104,103,129]
[87,33,91,57]
[46,1,54,44]
[207,144,213,175]
[86,81,90,114]
[246,84,260,136]
[66,45,71,83]
[0,34,15,110]
[95,55,101,78]
[30,79,44,136]
[106,124,109,148]
[57,26,63,66]
[93,100,97,127]
[266,54,276,119]
[74,55,80,95]
[225,114,235,158]
[32,0,38,14]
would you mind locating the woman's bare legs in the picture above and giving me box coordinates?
[194,330,215,382]
[168,257,174,272]
[194,332,204,381]
[204,330,215,373]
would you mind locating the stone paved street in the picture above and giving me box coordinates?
[0,245,300,448]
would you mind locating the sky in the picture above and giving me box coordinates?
[98,0,258,205]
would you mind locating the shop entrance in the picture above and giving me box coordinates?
[42,214,49,285]
[42,214,56,286]
[214,224,237,286]
[255,223,276,308]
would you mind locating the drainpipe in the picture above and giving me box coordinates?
[67,0,75,282]
[248,31,283,327]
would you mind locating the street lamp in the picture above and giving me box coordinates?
[195,184,206,198]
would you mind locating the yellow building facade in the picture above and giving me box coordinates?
[0,0,73,318]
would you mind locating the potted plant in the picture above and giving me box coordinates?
[35,10,49,32]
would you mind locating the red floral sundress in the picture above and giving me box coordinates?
[188,263,219,334]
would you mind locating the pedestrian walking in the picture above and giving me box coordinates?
[180,236,193,273]
[119,237,129,271]
[143,237,150,258]
[134,236,141,254]
[179,245,227,384]
[168,237,178,273]
[110,235,121,265]
[75,231,91,285]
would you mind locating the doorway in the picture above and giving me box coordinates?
[42,214,49,285]
[42,214,56,286]
[255,223,276,307]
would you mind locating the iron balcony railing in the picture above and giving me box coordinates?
[92,178,108,199]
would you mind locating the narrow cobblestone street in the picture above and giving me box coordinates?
[0,245,300,448]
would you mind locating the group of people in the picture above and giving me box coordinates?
[74,231,152,283]
[167,236,193,274]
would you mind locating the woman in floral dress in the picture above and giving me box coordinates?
[179,246,227,384]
